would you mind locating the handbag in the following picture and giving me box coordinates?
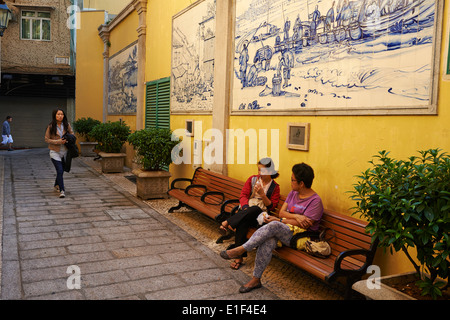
[304,228,335,259]
[279,224,309,250]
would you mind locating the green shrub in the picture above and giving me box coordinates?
[73,117,101,142]
[349,149,450,299]
[90,121,131,153]
[128,128,179,171]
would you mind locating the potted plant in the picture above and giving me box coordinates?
[127,127,179,199]
[89,121,131,173]
[349,149,450,300]
[73,117,101,157]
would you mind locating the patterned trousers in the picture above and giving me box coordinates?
[242,221,293,278]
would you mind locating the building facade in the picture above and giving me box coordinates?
[0,0,125,148]
[0,0,75,147]
[77,0,450,278]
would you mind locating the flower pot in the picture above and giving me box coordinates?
[99,152,126,173]
[352,271,418,300]
[79,141,98,157]
[132,168,171,200]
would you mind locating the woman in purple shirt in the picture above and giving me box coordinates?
[220,163,324,293]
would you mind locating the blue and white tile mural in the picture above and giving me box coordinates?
[232,0,440,113]
[171,0,216,113]
[108,43,138,115]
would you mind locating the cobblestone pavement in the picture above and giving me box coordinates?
[0,148,343,300]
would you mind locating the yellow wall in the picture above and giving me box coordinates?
[75,11,106,123]
[169,115,213,179]
[145,0,192,81]
[82,0,128,14]
[108,10,139,58]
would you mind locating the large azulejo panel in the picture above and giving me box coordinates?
[232,0,442,114]
[108,42,138,115]
[171,0,216,114]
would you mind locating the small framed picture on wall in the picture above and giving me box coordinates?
[287,122,310,151]
[186,120,194,137]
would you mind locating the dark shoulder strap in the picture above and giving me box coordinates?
[266,180,276,199]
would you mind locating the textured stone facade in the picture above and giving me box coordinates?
[1,0,72,75]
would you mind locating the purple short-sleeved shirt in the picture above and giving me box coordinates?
[285,191,324,231]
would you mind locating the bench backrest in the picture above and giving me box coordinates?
[191,168,245,206]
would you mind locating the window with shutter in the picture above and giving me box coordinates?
[145,77,170,130]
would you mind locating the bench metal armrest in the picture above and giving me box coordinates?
[220,199,240,213]
[333,248,373,274]
[333,237,378,274]
[201,191,225,205]
[185,184,207,196]
[170,178,192,190]
[215,199,240,223]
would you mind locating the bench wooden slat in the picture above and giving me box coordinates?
[274,248,334,279]
[321,221,371,251]
[168,189,219,220]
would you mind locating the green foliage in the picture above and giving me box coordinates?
[73,117,101,142]
[89,121,131,153]
[127,128,179,171]
[349,149,450,299]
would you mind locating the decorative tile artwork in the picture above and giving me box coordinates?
[108,43,138,115]
[171,0,216,114]
[232,0,441,114]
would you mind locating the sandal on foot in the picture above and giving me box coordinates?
[219,225,229,236]
[230,259,244,270]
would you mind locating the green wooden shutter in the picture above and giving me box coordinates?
[145,77,170,129]
[145,77,171,172]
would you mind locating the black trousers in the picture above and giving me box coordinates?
[226,206,263,256]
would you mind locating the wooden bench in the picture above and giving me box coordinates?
[168,167,378,299]
[167,167,244,233]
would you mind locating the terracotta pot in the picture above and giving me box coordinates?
[132,168,171,200]
[99,152,126,173]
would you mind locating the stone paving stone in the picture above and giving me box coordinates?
[23,277,74,298]
[21,266,72,283]
[66,238,150,254]
[19,235,104,251]
[143,279,245,300]
[180,268,234,285]
[20,247,68,260]
[31,290,86,300]
[21,251,114,271]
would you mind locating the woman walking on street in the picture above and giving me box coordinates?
[45,108,73,198]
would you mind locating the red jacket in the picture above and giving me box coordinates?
[239,175,280,212]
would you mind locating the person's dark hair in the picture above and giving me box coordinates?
[292,163,314,188]
[6,116,12,120]
[49,108,69,136]
[258,157,280,179]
